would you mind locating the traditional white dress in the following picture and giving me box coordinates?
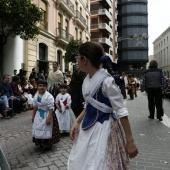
[23,84,33,105]
[32,91,54,139]
[55,93,76,133]
[68,68,130,170]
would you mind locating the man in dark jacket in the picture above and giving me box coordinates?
[0,74,20,117]
[142,60,167,121]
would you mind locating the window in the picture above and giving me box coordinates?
[75,28,78,39]
[40,0,47,29]
[65,20,68,32]
[79,31,82,41]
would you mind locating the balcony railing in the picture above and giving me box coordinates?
[91,23,112,34]
[90,0,112,8]
[55,0,74,16]
[91,37,112,47]
[75,10,86,26]
[91,9,112,21]
[56,28,73,43]
[98,23,112,33]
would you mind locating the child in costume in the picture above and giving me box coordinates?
[23,79,34,109]
[68,42,138,170]
[32,80,60,149]
[55,84,76,133]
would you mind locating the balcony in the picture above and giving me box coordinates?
[98,23,112,34]
[91,9,112,21]
[90,0,112,9]
[56,28,73,45]
[91,37,112,47]
[74,10,86,29]
[55,0,74,17]
[91,23,112,34]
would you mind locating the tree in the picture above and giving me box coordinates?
[64,39,82,63]
[0,0,42,46]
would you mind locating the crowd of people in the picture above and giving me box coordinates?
[3,41,170,169]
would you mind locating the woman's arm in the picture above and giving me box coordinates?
[120,116,138,158]
[70,109,86,140]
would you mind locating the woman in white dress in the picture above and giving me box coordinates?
[68,42,138,170]
[32,80,60,149]
[55,84,76,133]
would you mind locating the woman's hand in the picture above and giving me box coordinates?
[70,121,79,141]
[46,118,51,125]
[125,140,138,158]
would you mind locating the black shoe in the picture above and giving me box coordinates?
[158,118,163,121]
[148,116,154,119]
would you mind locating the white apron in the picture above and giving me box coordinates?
[32,91,54,139]
[55,93,75,132]
[68,69,130,170]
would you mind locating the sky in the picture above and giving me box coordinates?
[148,0,170,55]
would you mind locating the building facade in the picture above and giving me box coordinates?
[153,26,170,78]
[2,0,91,76]
[25,0,90,75]
[117,0,148,76]
[90,0,117,62]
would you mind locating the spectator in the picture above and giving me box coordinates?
[120,72,128,99]
[38,70,45,80]
[142,60,167,121]
[29,68,38,82]
[30,78,37,96]
[0,95,11,119]
[0,74,20,117]
[69,62,86,117]
[12,69,17,77]
[47,61,64,98]
[10,76,27,113]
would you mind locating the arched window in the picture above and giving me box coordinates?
[39,43,48,74]
[39,43,47,60]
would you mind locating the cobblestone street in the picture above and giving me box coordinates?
[1,91,170,170]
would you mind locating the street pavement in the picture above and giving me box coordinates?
[1,91,170,170]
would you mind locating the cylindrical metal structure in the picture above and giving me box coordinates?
[117,0,148,76]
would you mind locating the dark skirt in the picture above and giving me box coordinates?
[33,113,61,149]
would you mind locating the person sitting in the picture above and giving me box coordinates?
[30,78,37,96]
[10,76,27,113]
[0,96,11,119]
[0,74,20,117]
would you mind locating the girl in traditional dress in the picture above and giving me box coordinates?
[68,42,138,170]
[23,79,34,109]
[32,80,60,149]
[55,84,76,133]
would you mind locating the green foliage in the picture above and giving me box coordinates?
[0,0,42,45]
[64,39,82,63]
